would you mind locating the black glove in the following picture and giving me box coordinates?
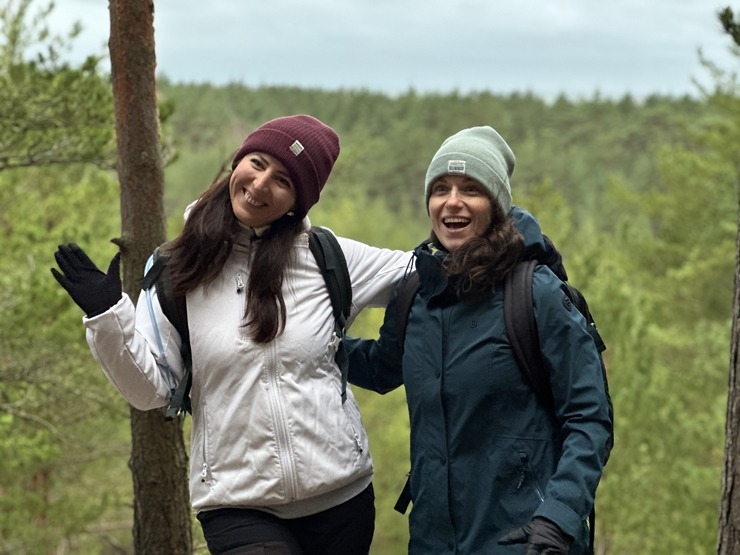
[498,517,573,555]
[51,243,122,317]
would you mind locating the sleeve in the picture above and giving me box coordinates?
[530,267,612,538]
[336,235,413,320]
[345,283,406,394]
[83,285,187,411]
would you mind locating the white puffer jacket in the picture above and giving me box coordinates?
[83,221,412,518]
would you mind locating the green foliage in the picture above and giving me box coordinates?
[0,165,133,552]
[565,123,735,551]
[0,0,115,170]
[0,9,133,550]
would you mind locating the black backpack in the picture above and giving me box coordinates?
[141,226,352,420]
[393,237,614,552]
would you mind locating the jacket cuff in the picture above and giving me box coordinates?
[533,497,584,540]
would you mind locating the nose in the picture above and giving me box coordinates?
[252,170,270,191]
[445,188,463,207]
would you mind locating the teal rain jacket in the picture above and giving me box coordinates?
[346,207,612,555]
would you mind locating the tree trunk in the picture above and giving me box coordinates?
[719,196,740,553]
[108,1,192,553]
[717,10,740,553]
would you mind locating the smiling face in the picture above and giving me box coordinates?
[230,152,297,228]
[428,175,493,252]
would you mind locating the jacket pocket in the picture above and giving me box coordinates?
[341,398,365,455]
[516,451,545,503]
[199,401,215,485]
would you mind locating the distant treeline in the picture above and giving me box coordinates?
[158,79,714,226]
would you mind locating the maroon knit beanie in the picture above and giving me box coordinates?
[231,115,340,219]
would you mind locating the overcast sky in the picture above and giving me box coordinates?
[48,0,737,101]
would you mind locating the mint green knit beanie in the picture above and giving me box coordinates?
[424,126,515,215]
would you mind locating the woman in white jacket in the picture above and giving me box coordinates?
[51,115,411,555]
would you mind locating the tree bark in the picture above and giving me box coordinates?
[719,200,740,553]
[717,10,740,553]
[108,1,192,553]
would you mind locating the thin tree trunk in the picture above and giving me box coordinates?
[717,7,740,553]
[718,185,740,554]
[108,1,192,553]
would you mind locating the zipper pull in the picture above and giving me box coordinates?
[201,463,208,482]
[236,273,245,294]
[516,465,526,490]
[516,454,527,490]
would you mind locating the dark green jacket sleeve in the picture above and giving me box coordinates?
[345,284,405,394]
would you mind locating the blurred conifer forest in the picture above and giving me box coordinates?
[2,2,739,553]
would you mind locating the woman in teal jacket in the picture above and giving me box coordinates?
[346,126,612,554]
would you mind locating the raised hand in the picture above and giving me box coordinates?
[51,243,122,317]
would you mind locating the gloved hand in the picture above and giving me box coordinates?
[498,517,573,555]
[51,243,122,317]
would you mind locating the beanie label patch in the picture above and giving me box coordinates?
[289,140,305,156]
[447,159,466,174]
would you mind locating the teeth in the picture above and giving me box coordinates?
[245,192,265,207]
[444,217,469,224]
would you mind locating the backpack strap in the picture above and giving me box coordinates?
[394,271,420,349]
[142,246,192,420]
[392,271,421,515]
[308,227,353,403]
[504,259,554,411]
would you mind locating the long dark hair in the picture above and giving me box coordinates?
[164,173,303,343]
[432,200,524,298]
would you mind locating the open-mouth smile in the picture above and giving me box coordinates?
[443,217,471,230]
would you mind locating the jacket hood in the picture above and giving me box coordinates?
[510,205,568,281]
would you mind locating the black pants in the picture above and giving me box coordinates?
[197,484,375,555]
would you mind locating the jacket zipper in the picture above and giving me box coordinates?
[341,402,364,453]
[236,272,246,340]
[517,453,545,502]
[201,401,213,484]
[265,339,299,501]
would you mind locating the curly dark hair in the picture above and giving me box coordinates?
[432,199,524,298]
[163,173,302,343]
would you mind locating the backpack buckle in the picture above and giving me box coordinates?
[329,331,343,350]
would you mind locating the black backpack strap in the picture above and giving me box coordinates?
[394,472,412,515]
[391,271,421,515]
[142,246,192,420]
[588,510,596,555]
[504,259,553,411]
[394,271,420,350]
[309,227,352,403]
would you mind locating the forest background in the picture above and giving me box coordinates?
[2,2,739,554]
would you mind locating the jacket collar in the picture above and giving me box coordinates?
[414,242,450,300]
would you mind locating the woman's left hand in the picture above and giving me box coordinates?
[498,516,573,554]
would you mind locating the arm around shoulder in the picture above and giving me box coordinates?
[345,282,407,394]
[337,235,413,310]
